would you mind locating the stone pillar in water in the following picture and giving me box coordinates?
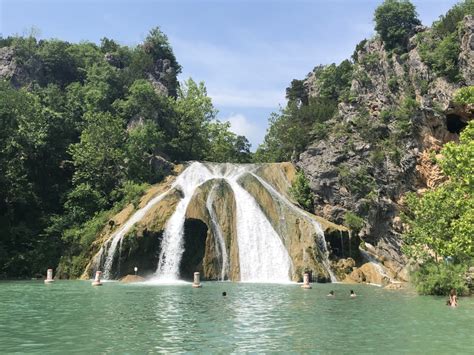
[92,271,103,286]
[301,272,312,289]
[44,269,54,284]
[192,272,202,288]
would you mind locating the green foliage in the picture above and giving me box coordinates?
[343,211,365,232]
[312,60,353,101]
[352,39,368,61]
[412,262,469,296]
[289,171,314,212]
[453,86,474,105]
[418,32,461,82]
[403,121,474,267]
[438,120,474,188]
[339,165,377,198]
[374,0,421,52]
[286,79,308,105]
[417,0,471,83]
[388,77,399,92]
[432,0,474,38]
[207,121,252,163]
[255,97,337,162]
[0,29,253,278]
[360,52,381,69]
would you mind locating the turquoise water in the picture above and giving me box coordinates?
[0,281,473,353]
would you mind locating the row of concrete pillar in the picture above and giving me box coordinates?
[44,270,313,289]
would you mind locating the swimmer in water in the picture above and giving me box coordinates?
[327,290,335,297]
[222,291,227,297]
[350,290,356,298]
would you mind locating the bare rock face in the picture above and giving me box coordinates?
[346,263,391,286]
[459,15,474,85]
[147,58,176,96]
[298,15,473,282]
[185,179,240,281]
[0,47,31,88]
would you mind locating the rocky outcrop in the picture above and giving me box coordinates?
[298,16,473,281]
[147,59,176,96]
[0,47,38,88]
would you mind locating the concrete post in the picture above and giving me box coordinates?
[44,269,54,284]
[92,271,103,286]
[192,272,202,288]
[301,272,312,289]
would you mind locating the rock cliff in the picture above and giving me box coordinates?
[297,15,473,281]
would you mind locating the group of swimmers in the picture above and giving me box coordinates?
[327,290,357,298]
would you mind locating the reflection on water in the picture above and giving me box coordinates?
[0,281,473,353]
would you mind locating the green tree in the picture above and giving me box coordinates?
[125,120,165,183]
[289,170,314,212]
[206,121,252,163]
[171,78,217,160]
[374,0,421,52]
[403,121,474,264]
[69,112,126,198]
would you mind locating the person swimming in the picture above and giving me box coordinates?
[448,289,458,307]
[350,290,357,298]
[222,291,227,297]
[327,290,335,297]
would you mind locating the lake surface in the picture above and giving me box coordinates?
[0,281,473,353]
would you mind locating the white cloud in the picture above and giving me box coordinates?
[222,113,263,149]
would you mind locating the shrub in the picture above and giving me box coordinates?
[388,77,399,92]
[289,170,314,212]
[344,211,365,232]
[412,262,469,296]
[453,86,474,105]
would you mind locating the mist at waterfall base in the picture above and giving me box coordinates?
[98,162,334,283]
[2,281,474,353]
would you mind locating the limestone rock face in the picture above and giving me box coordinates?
[298,15,473,281]
[81,162,348,282]
[185,179,239,281]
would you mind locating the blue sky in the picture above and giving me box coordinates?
[0,0,459,149]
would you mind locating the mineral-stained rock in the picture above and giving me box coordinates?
[120,275,146,283]
[184,179,239,281]
[345,263,391,286]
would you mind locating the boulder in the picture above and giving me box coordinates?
[120,275,145,283]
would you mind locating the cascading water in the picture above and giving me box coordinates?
[250,173,337,282]
[155,163,215,281]
[100,161,336,283]
[228,180,291,282]
[206,184,229,281]
[153,162,291,282]
[101,188,171,279]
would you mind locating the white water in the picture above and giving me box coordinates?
[228,180,291,282]
[155,163,215,281]
[206,184,229,281]
[250,173,337,282]
[102,188,171,279]
[101,161,334,284]
[153,162,291,282]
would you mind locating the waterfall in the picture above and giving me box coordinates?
[250,173,337,282]
[229,180,291,282]
[154,162,291,282]
[100,161,336,283]
[155,162,215,280]
[206,184,229,281]
[101,188,171,279]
